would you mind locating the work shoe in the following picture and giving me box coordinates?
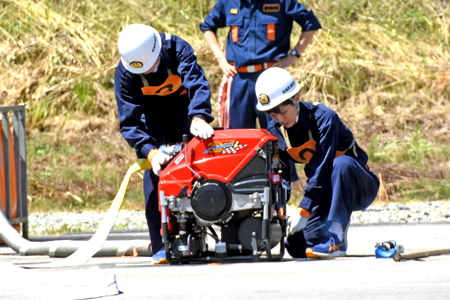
[305,235,347,258]
[150,248,168,265]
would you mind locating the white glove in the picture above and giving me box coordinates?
[190,119,214,139]
[288,215,307,236]
[160,142,183,155]
[151,151,171,176]
[286,205,308,236]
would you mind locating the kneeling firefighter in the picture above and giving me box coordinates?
[255,67,380,258]
[114,24,214,264]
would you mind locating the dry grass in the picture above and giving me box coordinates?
[1,0,449,210]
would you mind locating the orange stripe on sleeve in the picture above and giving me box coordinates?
[231,26,239,43]
[296,207,310,219]
[147,149,160,163]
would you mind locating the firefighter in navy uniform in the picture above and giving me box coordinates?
[114,24,214,264]
[200,0,321,129]
[255,67,380,258]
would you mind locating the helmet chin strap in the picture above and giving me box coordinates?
[291,98,300,126]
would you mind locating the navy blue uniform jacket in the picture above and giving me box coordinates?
[267,102,370,212]
[114,34,213,159]
[200,0,321,68]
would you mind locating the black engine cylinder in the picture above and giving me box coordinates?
[191,182,229,222]
[237,217,282,251]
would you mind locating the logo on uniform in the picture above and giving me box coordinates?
[263,4,280,13]
[258,94,270,105]
[230,8,238,15]
[130,61,143,68]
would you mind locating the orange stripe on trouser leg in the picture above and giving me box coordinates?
[225,76,232,128]
[218,75,228,127]
[231,26,238,43]
[267,24,275,41]
[218,74,232,128]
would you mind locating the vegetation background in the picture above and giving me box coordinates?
[1,0,449,214]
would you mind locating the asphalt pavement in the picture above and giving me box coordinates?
[1,223,449,300]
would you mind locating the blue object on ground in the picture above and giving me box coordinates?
[375,240,400,258]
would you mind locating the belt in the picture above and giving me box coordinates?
[236,62,276,73]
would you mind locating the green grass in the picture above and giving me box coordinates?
[26,131,146,212]
[368,125,450,169]
[74,79,96,114]
[399,179,450,201]
[37,223,85,235]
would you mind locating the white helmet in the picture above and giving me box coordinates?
[255,67,300,111]
[118,24,162,74]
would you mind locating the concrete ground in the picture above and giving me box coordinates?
[1,224,449,300]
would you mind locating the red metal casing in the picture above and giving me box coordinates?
[158,129,278,197]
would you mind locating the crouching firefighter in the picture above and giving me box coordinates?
[255,67,380,258]
[114,24,214,264]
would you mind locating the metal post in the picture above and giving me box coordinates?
[14,109,28,238]
[1,111,11,220]
[0,105,28,238]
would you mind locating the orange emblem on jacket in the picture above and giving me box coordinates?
[287,140,345,163]
[141,74,186,96]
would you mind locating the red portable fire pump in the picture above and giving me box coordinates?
[158,129,288,264]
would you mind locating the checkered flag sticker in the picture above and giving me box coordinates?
[222,144,247,154]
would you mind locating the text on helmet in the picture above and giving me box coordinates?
[282,81,296,94]
[151,33,157,52]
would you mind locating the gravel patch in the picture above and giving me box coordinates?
[351,201,450,225]
[28,201,450,236]
[28,210,148,236]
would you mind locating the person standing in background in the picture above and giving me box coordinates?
[200,0,321,130]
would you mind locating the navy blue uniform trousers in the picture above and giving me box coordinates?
[143,170,163,254]
[286,155,380,258]
[228,72,270,129]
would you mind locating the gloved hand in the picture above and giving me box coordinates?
[287,206,310,236]
[190,117,214,139]
[160,142,183,156]
[149,150,171,176]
